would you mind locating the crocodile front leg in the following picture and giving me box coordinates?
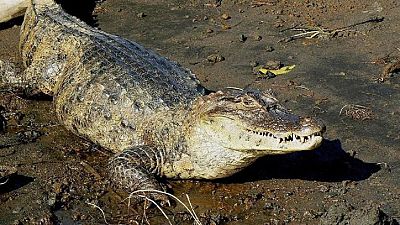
[0,60,42,95]
[108,145,168,202]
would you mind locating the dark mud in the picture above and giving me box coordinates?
[0,0,399,224]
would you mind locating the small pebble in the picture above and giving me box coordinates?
[207,54,225,63]
[221,13,231,20]
[265,60,282,69]
[265,46,274,52]
[47,193,57,207]
[203,15,209,20]
[12,207,22,214]
[250,61,259,67]
[136,12,146,18]
[17,130,42,143]
[53,182,63,194]
[206,28,214,33]
[239,34,247,42]
[11,220,22,225]
[254,35,262,41]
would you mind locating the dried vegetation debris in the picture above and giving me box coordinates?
[380,57,400,82]
[281,17,385,42]
[339,104,374,121]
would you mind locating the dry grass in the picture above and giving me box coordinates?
[127,189,202,225]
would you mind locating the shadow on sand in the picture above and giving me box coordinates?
[223,139,381,183]
[0,174,34,194]
[55,0,98,26]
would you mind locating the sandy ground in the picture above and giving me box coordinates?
[0,0,399,224]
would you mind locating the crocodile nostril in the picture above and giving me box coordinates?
[320,125,327,134]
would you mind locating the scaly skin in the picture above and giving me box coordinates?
[1,0,326,198]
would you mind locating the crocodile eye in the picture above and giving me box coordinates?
[243,100,253,105]
[242,98,258,107]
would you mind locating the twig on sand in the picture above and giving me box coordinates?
[281,17,384,42]
[86,201,110,225]
[126,189,202,225]
[138,194,172,225]
[251,0,275,7]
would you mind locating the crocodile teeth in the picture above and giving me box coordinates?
[247,129,321,144]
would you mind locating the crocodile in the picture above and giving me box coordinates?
[1,0,325,199]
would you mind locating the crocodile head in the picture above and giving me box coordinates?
[191,89,325,155]
[171,89,326,179]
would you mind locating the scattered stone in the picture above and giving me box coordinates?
[207,54,225,63]
[250,61,259,67]
[52,182,63,194]
[303,210,321,219]
[47,193,57,207]
[12,207,22,214]
[256,71,277,80]
[254,35,262,41]
[285,191,294,197]
[136,12,146,18]
[11,220,22,225]
[239,9,244,13]
[380,58,400,82]
[72,212,82,221]
[184,15,190,19]
[318,185,330,193]
[274,19,285,28]
[17,130,43,143]
[239,34,247,42]
[265,46,275,52]
[221,13,230,20]
[265,60,282,70]
[203,15,208,20]
[206,28,214,33]
[263,202,282,212]
[200,213,229,225]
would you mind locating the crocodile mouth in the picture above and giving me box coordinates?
[245,129,324,145]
